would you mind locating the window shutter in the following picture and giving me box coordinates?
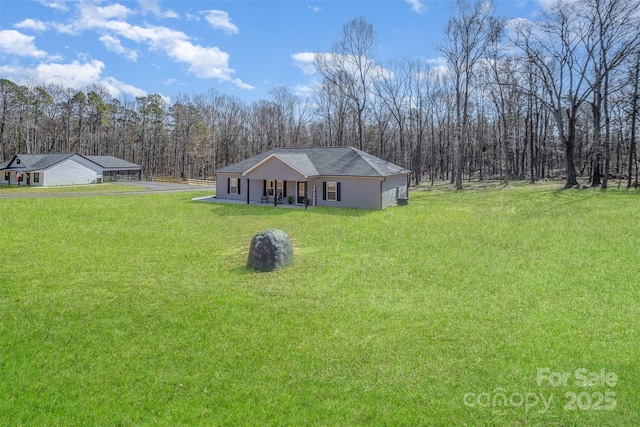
[322,182,326,200]
[238,179,241,194]
[283,181,287,198]
[263,180,267,196]
[337,182,341,202]
[227,178,230,194]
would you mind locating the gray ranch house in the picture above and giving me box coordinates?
[214,147,410,209]
[1,153,141,187]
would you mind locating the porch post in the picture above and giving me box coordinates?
[247,178,250,204]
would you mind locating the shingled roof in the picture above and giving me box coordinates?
[216,147,409,177]
[1,154,141,172]
[85,156,142,170]
[1,154,75,171]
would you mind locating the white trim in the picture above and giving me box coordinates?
[242,153,311,178]
[229,177,238,194]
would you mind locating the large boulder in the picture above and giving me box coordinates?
[247,229,294,272]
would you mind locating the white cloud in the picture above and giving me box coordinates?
[162,9,179,19]
[292,52,317,75]
[52,22,78,35]
[203,10,239,35]
[99,34,138,61]
[0,59,149,100]
[169,40,231,79]
[425,57,449,77]
[36,59,105,88]
[230,78,255,91]
[308,5,322,13]
[96,3,134,20]
[0,30,47,58]
[15,19,48,31]
[137,0,178,19]
[137,0,161,15]
[75,2,134,31]
[294,83,319,99]
[73,10,251,89]
[35,0,68,11]
[103,76,147,98]
[9,2,251,91]
[406,0,426,14]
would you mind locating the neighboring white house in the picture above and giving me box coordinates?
[215,147,410,209]
[0,153,141,187]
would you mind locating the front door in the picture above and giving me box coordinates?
[297,182,306,204]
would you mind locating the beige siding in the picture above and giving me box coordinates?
[381,174,408,209]
[215,173,246,201]
[310,177,382,209]
[217,169,409,209]
[245,157,307,181]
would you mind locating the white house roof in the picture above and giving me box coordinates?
[217,147,409,177]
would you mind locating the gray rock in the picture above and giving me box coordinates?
[247,229,294,272]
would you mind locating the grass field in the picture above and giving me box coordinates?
[0,182,139,195]
[1,183,638,426]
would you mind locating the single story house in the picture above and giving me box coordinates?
[0,153,141,187]
[214,146,410,209]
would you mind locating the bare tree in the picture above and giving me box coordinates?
[314,17,376,150]
[438,0,502,190]
[629,52,640,188]
[374,59,411,168]
[512,1,598,188]
[581,0,640,188]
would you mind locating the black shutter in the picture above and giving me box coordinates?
[337,182,341,201]
[227,177,230,194]
[263,180,267,196]
[283,181,287,198]
[237,179,241,194]
[322,182,326,200]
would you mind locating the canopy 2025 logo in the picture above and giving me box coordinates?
[463,367,618,414]
[537,368,617,411]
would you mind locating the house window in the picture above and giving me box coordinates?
[16,159,21,164]
[229,177,238,194]
[276,180,283,198]
[34,173,40,183]
[326,182,337,201]
[323,181,341,202]
[266,179,275,196]
[4,172,8,181]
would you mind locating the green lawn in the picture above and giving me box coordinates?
[1,184,638,426]
[0,182,139,194]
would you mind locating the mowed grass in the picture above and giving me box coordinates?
[0,182,139,195]
[1,184,638,426]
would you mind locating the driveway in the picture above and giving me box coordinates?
[0,180,215,199]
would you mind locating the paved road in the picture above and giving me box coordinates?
[0,180,215,199]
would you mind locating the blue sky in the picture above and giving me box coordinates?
[0,0,543,104]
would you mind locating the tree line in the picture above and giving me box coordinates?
[1,0,638,188]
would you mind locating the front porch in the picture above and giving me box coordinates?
[192,195,313,208]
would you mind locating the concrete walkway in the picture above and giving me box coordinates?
[193,196,312,209]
